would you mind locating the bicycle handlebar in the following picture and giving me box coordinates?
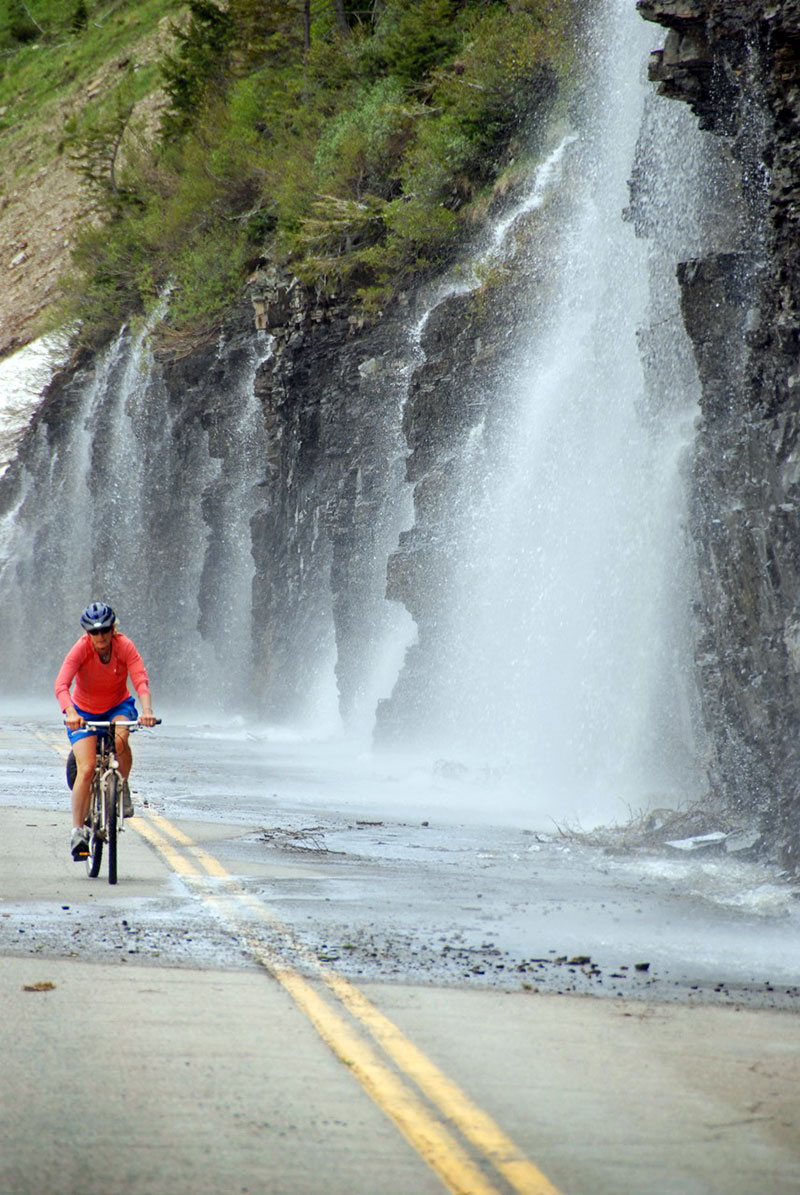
[65,718,162,729]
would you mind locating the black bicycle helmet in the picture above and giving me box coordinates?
[80,601,116,631]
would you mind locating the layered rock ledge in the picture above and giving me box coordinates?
[640,0,800,866]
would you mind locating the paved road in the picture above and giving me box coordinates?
[2,721,800,1194]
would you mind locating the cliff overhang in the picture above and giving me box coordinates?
[640,0,800,869]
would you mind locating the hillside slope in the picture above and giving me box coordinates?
[1,0,575,358]
[0,0,178,357]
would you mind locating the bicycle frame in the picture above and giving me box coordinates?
[84,719,138,885]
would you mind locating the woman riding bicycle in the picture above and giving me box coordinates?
[55,602,157,860]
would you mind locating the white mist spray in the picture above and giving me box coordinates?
[416,0,707,825]
[0,317,272,712]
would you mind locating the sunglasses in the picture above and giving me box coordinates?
[87,627,112,636]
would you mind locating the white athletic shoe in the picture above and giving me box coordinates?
[70,826,90,860]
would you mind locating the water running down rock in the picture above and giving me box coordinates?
[0,1,797,859]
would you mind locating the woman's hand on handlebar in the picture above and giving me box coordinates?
[139,710,158,728]
[64,706,85,731]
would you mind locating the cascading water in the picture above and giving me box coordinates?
[384,0,714,824]
[0,318,271,712]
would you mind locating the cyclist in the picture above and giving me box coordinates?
[55,602,157,860]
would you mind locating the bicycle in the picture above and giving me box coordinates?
[66,719,160,885]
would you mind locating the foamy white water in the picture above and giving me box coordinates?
[0,335,69,476]
[410,0,707,826]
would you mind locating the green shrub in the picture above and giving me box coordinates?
[60,218,153,345]
[47,0,578,343]
[368,0,460,84]
[2,0,41,46]
[313,77,409,199]
[403,9,565,207]
[383,195,460,265]
[168,223,250,325]
[70,2,89,34]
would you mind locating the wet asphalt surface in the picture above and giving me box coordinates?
[3,716,800,1010]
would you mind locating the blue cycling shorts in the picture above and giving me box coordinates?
[66,697,138,745]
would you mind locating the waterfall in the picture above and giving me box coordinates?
[383,0,711,824]
[0,320,271,712]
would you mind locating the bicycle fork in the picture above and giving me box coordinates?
[103,762,125,829]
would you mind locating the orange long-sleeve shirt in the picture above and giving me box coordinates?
[54,633,151,715]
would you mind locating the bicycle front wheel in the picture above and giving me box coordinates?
[105,774,119,885]
[86,783,103,879]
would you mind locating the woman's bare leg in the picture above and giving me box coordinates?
[71,735,96,828]
[112,718,132,780]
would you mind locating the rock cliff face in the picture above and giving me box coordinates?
[244,274,419,726]
[639,1,800,865]
[0,178,555,728]
[243,185,561,737]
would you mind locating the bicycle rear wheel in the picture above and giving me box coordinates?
[106,774,119,885]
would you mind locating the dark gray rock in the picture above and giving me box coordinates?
[245,274,420,724]
[640,0,800,868]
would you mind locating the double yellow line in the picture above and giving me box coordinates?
[133,811,562,1195]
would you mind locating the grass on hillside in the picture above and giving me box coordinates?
[0,1,178,161]
[2,0,580,347]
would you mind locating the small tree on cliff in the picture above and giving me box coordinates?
[2,0,42,45]
[161,0,235,141]
[71,2,89,34]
